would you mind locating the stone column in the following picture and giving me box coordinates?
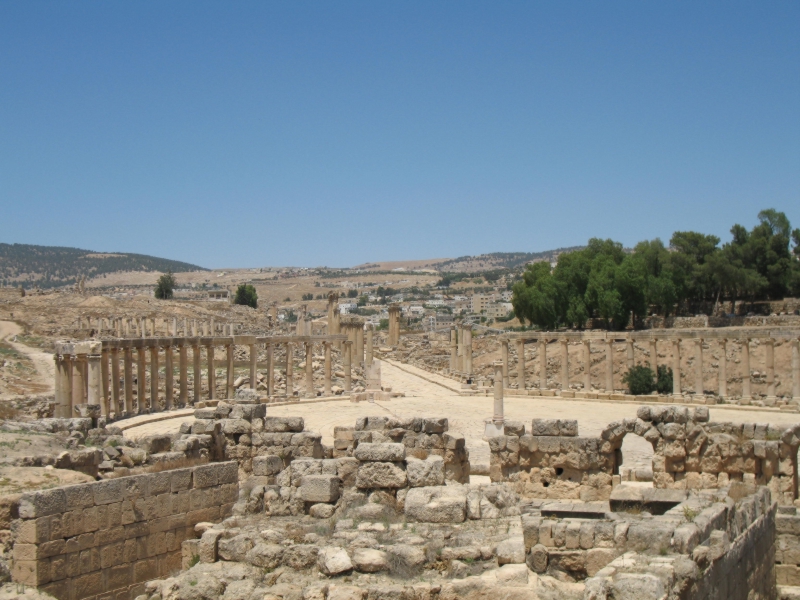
[100,348,110,414]
[765,338,777,404]
[64,355,74,416]
[356,326,364,365]
[515,339,525,389]
[671,339,681,397]
[539,339,548,390]
[450,327,457,371]
[456,328,463,372]
[388,305,401,346]
[249,343,257,390]
[141,317,147,338]
[211,318,216,336]
[344,341,352,392]
[149,345,159,412]
[267,343,274,397]
[206,344,216,400]
[792,338,800,401]
[111,347,120,415]
[695,339,704,397]
[324,341,332,396]
[493,361,504,424]
[183,319,188,336]
[73,356,86,405]
[171,318,177,336]
[626,337,634,369]
[305,341,314,397]
[582,340,591,391]
[285,342,293,398]
[226,344,235,399]
[123,348,133,414]
[164,343,173,410]
[465,327,473,375]
[179,342,188,407]
[366,326,374,367]
[87,351,102,409]
[500,340,509,388]
[53,354,65,418]
[136,346,147,412]
[741,337,751,400]
[150,319,156,336]
[560,339,569,390]
[192,344,201,404]
[606,339,614,392]
[718,339,727,399]
[649,338,658,370]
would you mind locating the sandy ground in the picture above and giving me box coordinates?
[123,359,800,473]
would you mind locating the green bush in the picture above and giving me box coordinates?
[234,284,258,308]
[656,365,674,395]
[154,271,176,299]
[622,366,656,395]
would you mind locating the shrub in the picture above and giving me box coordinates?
[622,365,656,395]
[656,365,674,394]
[234,284,258,308]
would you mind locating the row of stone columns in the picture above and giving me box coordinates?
[54,335,351,419]
[449,326,474,375]
[76,316,238,338]
[503,332,800,403]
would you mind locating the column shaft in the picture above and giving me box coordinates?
[136,347,146,413]
[64,356,74,416]
[123,349,133,414]
[267,343,274,397]
[344,341,352,392]
[149,346,159,411]
[305,342,314,397]
[192,345,201,404]
[582,340,591,391]
[366,328,373,367]
[465,328,473,375]
[792,339,800,401]
[606,339,614,392]
[206,345,216,400]
[100,349,110,416]
[516,339,525,389]
[450,328,457,371]
[226,344,235,399]
[672,339,681,395]
[179,343,188,406]
[501,341,509,388]
[718,339,727,398]
[87,354,102,407]
[249,344,257,390]
[493,362,504,423]
[111,348,120,414]
[285,342,293,397]
[164,345,173,409]
[741,338,751,398]
[560,340,569,390]
[695,339,704,396]
[324,342,332,396]
[766,338,776,400]
[650,339,658,370]
[539,340,547,390]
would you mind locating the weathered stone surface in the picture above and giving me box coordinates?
[527,543,548,573]
[263,417,304,432]
[405,486,467,523]
[318,547,353,576]
[310,503,336,519]
[496,536,525,565]
[301,475,341,504]
[253,455,284,476]
[353,443,405,462]
[351,548,389,573]
[406,456,445,487]
[356,462,407,489]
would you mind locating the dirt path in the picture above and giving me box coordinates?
[0,320,54,396]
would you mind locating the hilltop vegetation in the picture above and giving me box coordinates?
[436,248,584,272]
[0,243,206,289]
[513,209,800,330]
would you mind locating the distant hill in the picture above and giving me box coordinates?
[0,243,206,289]
[432,248,584,272]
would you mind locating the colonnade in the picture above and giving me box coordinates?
[53,333,349,419]
[448,325,474,375]
[75,316,241,338]
[500,329,800,403]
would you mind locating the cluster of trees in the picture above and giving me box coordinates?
[234,284,258,308]
[512,210,800,331]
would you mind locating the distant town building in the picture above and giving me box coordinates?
[208,290,230,301]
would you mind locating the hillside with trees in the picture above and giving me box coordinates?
[0,243,206,289]
[512,209,800,330]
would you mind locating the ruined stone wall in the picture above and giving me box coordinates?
[11,461,238,600]
[775,505,800,587]
[489,406,800,506]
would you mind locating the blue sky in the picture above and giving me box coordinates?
[1,2,798,269]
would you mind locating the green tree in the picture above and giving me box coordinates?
[154,271,176,300]
[234,284,258,308]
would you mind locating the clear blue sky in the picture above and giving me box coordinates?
[1,2,798,269]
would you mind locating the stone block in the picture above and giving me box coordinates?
[531,419,560,436]
[300,475,341,503]
[19,489,67,519]
[253,455,284,476]
[192,464,220,489]
[263,416,305,432]
[406,456,445,487]
[354,443,406,462]
[356,462,407,489]
[559,420,579,436]
[351,548,389,573]
[318,547,353,576]
[504,421,525,436]
[222,418,251,435]
[404,486,466,523]
[496,536,525,565]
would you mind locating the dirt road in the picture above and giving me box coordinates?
[0,320,54,397]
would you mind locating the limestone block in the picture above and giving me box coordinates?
[444,432,465,450]
[386,544,426,568]
[263,417,304,432]
[496,563,529,586]
[198,529,222,563]
[532,419,560,436]
[585,548,616,576]
[356,462,407,489]
[301,475,341,503]
[222,419,251,435]
[18,489,67,519]
[351,548,389,573]
[353,443,405,462]
[318,547,353,576]
[327,585,365,600]
[284,544,320,569]
[253,455,284,477]
[496,536,525,565]
[404,486,466,523]
[422,418,448,433]
[527,543,548,573]
[504,421,525,436]
[230,403,267,421]
[245,543,284,569]
[310,504,336,519]
[406,456,445,487]
[522,515,541,550]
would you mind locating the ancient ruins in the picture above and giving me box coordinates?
[1,289,800,600]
